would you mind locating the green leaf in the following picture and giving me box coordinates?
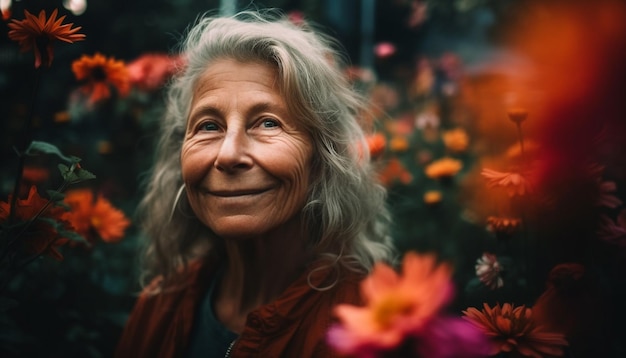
[57,164,96,184]
[46,190,65,202]
[25,141,80,163]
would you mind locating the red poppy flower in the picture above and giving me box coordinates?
[8,9,85,68]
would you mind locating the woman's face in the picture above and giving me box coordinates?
[181,58,313,238]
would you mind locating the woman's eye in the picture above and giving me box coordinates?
[201,122,219,131]
[261,119,279,128]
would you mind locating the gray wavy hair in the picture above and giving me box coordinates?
[137,10,394,287]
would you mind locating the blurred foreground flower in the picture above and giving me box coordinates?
[425,157,462,180]
[63,189,130,243]
[475,253,503,290]
[463,303,568,357]
[72,52,130,104]
[8,9,85,68]
[0,186,71,260]
[328,252,490,357]
[481,168,532,197]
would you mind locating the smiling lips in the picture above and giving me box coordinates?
[206,188,272,197]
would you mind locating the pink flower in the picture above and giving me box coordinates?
[374,42,396,59]
[328,252,454,355]
[475,253,504,290]
[127,53,185,91]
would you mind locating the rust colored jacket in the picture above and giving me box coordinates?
[114,260,364,358]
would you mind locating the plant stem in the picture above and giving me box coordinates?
[7,67,43,224]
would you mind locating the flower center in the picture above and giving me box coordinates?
[90,66,107,81]
[90,216,102,229]
[372,295,414,330]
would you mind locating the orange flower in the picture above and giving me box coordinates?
[72,52,130,104]
[378,158,412,186]
[423,190,442,205]
[0,186,70,260]
[463,303,568,357]
[331,252,454,352]
[366,133,386,158]
[8,9,85,68]
[424,157,462,180]
[389,136,409,152]
[481,168,532,197]
[442,127,469,153]
[486,216,522,239]
[63,189,130,243]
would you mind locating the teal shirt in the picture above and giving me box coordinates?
[185,269,238,357]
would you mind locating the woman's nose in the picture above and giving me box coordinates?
[214,129,253,172]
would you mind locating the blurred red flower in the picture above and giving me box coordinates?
[72,53,130,104]
[366,133,386,158]
[63,189,130,243]
[378,158,412,186]
[0,186,71,260]
[8,9,85,68]
[127,53,185,91]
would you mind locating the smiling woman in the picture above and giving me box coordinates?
[114,9,395,358]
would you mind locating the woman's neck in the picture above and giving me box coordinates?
[213,218,310,333]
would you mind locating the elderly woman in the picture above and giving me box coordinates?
[115,10,394,358]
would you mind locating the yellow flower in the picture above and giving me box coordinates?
[442,127,469,153]
[424,157,462,179]
[8,9,85,68]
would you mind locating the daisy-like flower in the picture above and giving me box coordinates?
[72,52,131,104]
[8,9,85,68]
[463,303,568,358]
[328,252,454,356]
[378,158,412,186]
[442,127,469,153]
[481,168,532,197]
[425,157,463,180]
[0,186,70,260]
[475,253,503,290]
[486,216,522,239]
[62,189,131,243]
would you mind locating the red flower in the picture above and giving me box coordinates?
[127,53,185,91]
[72,53,130,104]
[63,189,130,243]
[8,9,85,68]
[0,186,70,260]
[366,133,386,158]
[463,303,568,357]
